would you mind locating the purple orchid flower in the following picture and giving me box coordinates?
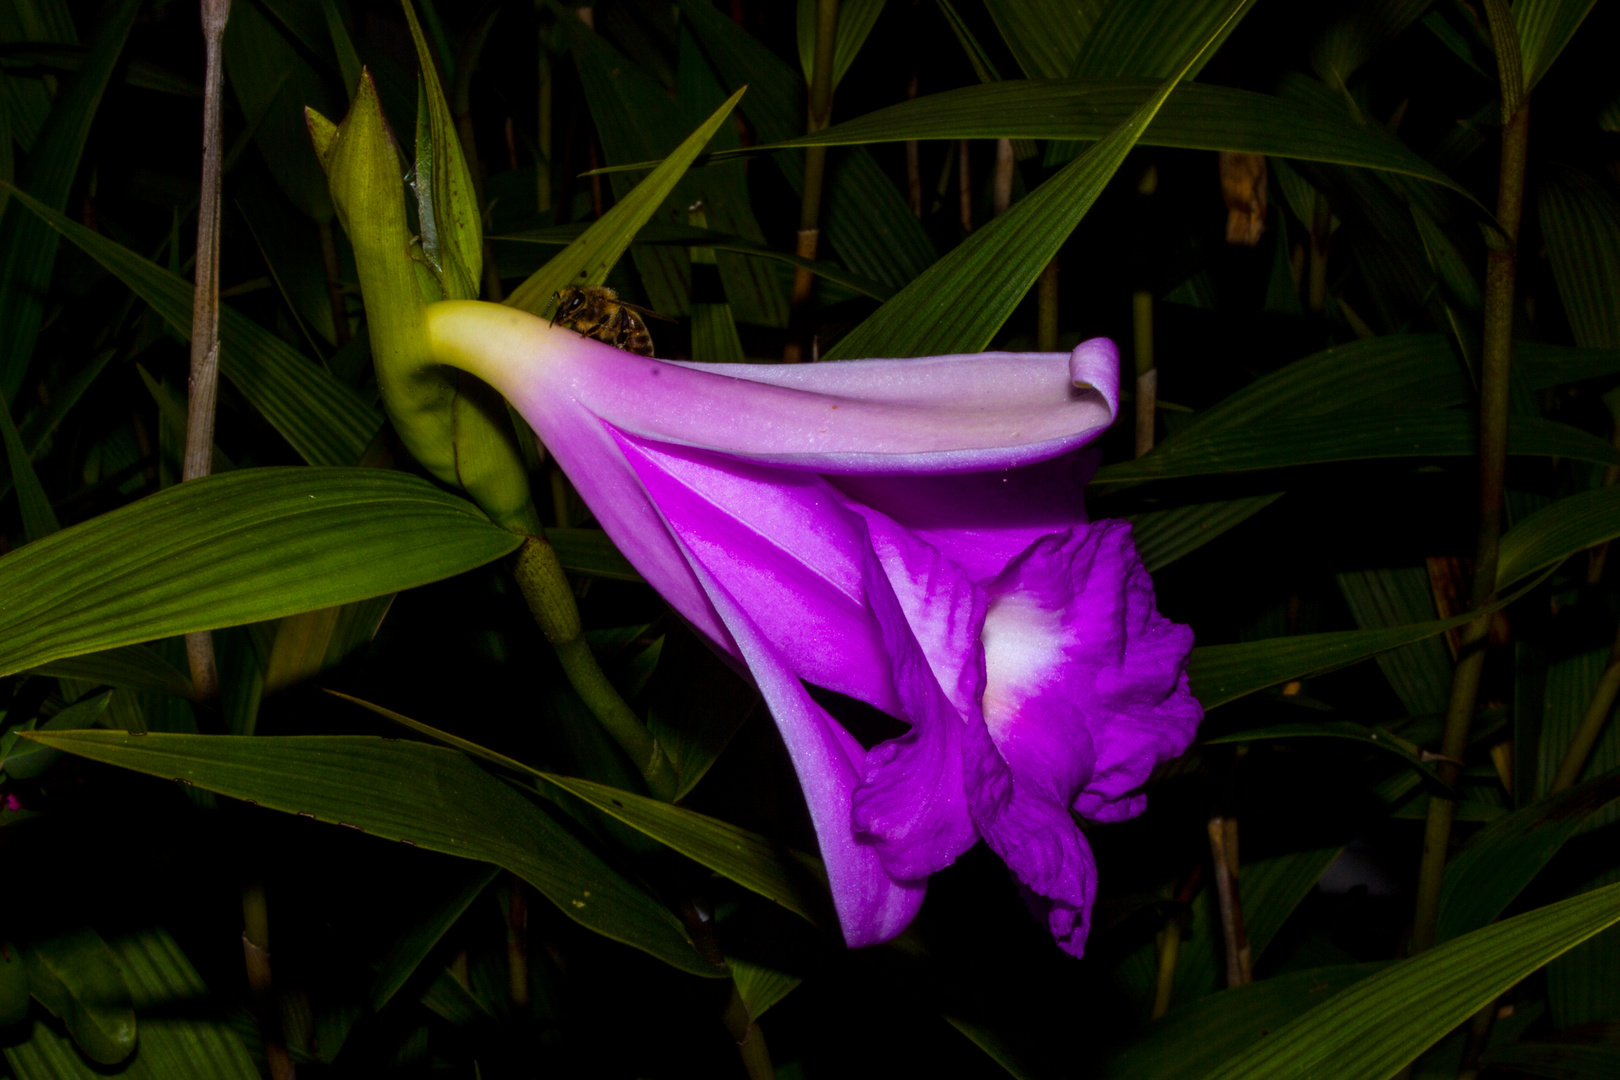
[430,301,1201,956]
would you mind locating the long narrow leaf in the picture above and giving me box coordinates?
[22,731,720,977]
[827,0,1253,359]
[721,80,1472,201]
[1094,412,1620,483]
[1437,769,1620,943]
[2,183,381,467]
[0,0,139,402]
[0,468,521,675]
[504,87,745,316]
[331,693,828,925]
[1199,881,1620,1080]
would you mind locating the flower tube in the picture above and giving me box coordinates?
[428,300,1201,955]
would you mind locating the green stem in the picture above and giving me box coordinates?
[1411,0,1528,955]
[1037,260,1059,352]
[721,982,776,1080]
[1133,290,1155,459]
[1150,923,1181,1019]
[1552,620,1620,792]
[786,0,839,362]
[242,880,295,1080]
[183,0,232,704]
[512,535,676,799]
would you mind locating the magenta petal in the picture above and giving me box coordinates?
[829,448,1098,582]
[609,436,926,945]
[603,430,905,717]
[846,507,987,880]
[981,521,1200,822]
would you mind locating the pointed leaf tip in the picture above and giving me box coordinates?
[306,107,338,174]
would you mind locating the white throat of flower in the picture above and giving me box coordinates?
[980,591,1066,742]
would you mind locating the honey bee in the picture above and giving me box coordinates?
[547,285,666,357]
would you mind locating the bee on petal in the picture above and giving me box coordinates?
[548,285,666,357]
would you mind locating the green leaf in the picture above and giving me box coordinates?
[544,774,827,926]
[730,958,802,1022]
[1,690,109,779]
[1516,0,1601,94]
[0,468,521,677]
[1200,882,1620,1080]
[1515,342,1620,389]
[797,0,885,88]
[1103,965,1388,1080]
[370,865,499,1012]
[1437,768,1620,944]
[1,182,381,467]
[1095,412,1620,483]
[0,940,26,1027]
[827,0,1253,360]
[1207,721,1452,792]
[1497,485,1620,591]
[984,0,1105,79]
[647,624,758,800]
[677,26,791,327]
[1074,0,1257,80]
[545,527,643,582]
[32,644,195,700]
[739,79,1472,201]
[1128,493,1283,573]
[25,731,721,978]
[1481,1042,1620,1080]
[224,0,339,224]
[23,929,136,1066]
[0,0,138,403]
[330,693,827,926]
[1188,576,1539,709]
[495,221,895,300]
[0,387,56,542]
[1539,165,1620,350]
[319,0,363,100]
[678,0,936,291]
[504,86,745,315]
[1337,568,1452,716]
[404,0,480,300]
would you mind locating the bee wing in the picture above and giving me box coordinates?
[618,300,677,323]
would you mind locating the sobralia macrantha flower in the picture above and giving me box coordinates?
[429,301,1201,956]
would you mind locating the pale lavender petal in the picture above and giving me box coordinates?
[428,304,1119,476]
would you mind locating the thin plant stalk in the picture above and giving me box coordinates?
[1037,260,1059,352]
[317,220,350,347]
[1308,189,1330,314]
[506,876,530,1010]
[1150,924,1181,1019]
[1134,292,1156,458]
[1411,0,1528,955]
[784,0,838,363]
[1134,165,1158,458]
[243,880,295,1080]
[453,8,502,301]
[721,983,775,1080]
[1552,619,1620,792]
[537,31,553,215]
[512,535,676,799]
[991,138,1013,216]
[957,138,971,233]
[1208,815,1252,987]
[905,73,921,217]
[182,0,231,703]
